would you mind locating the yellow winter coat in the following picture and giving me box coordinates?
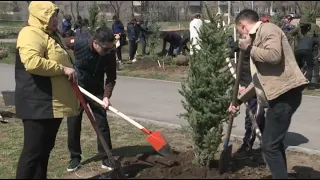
[15,1,79,119]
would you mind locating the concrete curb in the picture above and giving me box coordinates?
[108,112,320,157]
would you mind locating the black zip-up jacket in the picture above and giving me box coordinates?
[161,31,182,52]
[127,23,139,41]
[74,32,117,98]
[296,35,319,52]
[137,23,149,39]
[227,36,252,87]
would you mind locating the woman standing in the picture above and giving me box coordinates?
[15,1,79,179]
[112,15,125,64]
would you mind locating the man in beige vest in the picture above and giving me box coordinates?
[229,9,308,179]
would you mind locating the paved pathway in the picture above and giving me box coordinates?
[1,63,320,151]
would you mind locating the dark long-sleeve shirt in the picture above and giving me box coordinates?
[161,32,182,52]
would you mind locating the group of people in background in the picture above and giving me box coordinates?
[58,13,205,69]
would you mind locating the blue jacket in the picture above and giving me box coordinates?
[61,20,72,34]
[112,22,124,34]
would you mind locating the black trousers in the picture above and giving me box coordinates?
[67,94,112,161]
[115,35,126,61]
[16,118,62,179]
[140,37,147,55]
[243,97,265,147]
[129,40,138,60]
[116,46,122,61]
[168,44,179,56]
[312,56,319,83]
[178,37,190,55]
[295,49,314,82]
[262,86,303,179]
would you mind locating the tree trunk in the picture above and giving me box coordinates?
[110,1,122,18]
[76,1,80,18]
[269,1,273,15]
[131,1,134,19]
[69,2,75,21]
[184,1,189,20]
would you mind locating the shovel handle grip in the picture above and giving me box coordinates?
[77,86,151,134]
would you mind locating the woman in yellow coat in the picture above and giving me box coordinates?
[15,1,79,179]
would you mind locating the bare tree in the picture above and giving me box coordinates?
[131,1,134,19]
[141,1,148,18]
[11,1,20,12]
[69,2,76,20]
[295,1,319,16]
[110,1,123,18]
[182,1,189,20]
[241,1,248,9]
[75,1,80,18]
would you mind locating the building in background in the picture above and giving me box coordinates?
[0,1,301,23]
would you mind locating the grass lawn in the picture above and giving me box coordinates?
[0,21,24,28]
[0,42,16,64]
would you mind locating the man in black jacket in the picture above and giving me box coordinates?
[127,18,139,62]
[178,30,190,55]
[228,35,266,158]
[66,27,117,172]
[137,19,149,56]
[159,31,182,57]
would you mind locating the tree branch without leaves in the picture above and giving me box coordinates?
[76,1,80,18]
[69,2,75,20]
[109,1,123,18]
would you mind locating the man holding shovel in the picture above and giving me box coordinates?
[229,9,308,179]
[66,27,117,172]
[228,35,265,158]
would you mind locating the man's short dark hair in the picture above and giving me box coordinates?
[235,9,259,25]
[195,13,201,19]
[93,27,115,43]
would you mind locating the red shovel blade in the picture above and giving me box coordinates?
[146,131,173,156]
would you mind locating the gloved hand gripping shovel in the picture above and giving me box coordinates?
[71,83,127,179]
[219,50,244,175]
[77,85,173,157]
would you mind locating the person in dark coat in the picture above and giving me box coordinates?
[227,35,266,158]
[66,27,117,172]
[159,31,182,57]
[74,15,82,32]
[127,18,139,62]
[290,15,320,85]
[294,23,320,85]
[178,30,190,55]
[136,19,149,56]
[112,15,125,62]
